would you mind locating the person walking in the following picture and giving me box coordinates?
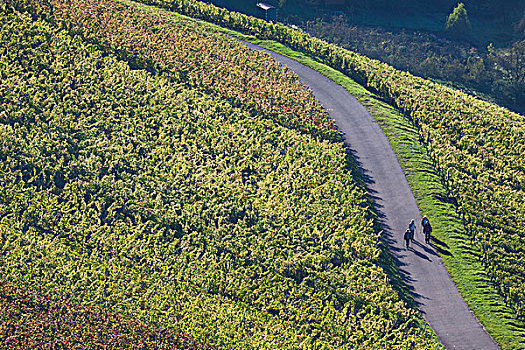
[408,219,416,241]
[422,217,432,244]
[404,228,412,249]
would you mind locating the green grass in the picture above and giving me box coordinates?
[121,1,525,348]
[358,88,525,350]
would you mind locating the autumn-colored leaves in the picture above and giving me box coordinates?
[45,0,339,142]
[0,282,213,350]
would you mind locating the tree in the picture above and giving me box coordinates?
[445,3,471,40]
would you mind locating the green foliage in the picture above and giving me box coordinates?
[117,0,525,321]
[230,29,525,349]
[0,3,437,348]
[63,0,338,142]
[445,3,471,39]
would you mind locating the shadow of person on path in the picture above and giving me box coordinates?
[431,235,449,248]
[412,240,438,257]
[343,142,437,311]
[433,243,453,257]
[409,246,432,262]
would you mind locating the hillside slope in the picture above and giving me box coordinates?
[132,0,525,323]
[0,1,437,348]
[239,39,500,350]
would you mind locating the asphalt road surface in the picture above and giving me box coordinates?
[240,40,500,350]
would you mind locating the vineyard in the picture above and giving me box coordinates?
[114,0,525,320]
[0,282,212,349]
[0,1,437,348]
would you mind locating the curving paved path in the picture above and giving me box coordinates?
[240,40,499,350]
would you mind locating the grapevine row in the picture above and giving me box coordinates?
[14,0,339,142]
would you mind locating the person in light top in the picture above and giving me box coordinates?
[408,219,416,241]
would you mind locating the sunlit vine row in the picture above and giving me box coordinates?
[12,0,338,142]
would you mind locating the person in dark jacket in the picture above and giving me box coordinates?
[404,229,412,249]
[422,217,432,244]
[421,216,429,228]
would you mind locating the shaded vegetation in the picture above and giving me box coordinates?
[307,15,525,114]
[205,0,525,113]
[444,3,471,39]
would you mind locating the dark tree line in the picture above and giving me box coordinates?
[286,0,524,22]
[307,14,525,114]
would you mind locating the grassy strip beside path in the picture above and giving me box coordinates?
[244,39,525,350]
[121,1,525,348]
